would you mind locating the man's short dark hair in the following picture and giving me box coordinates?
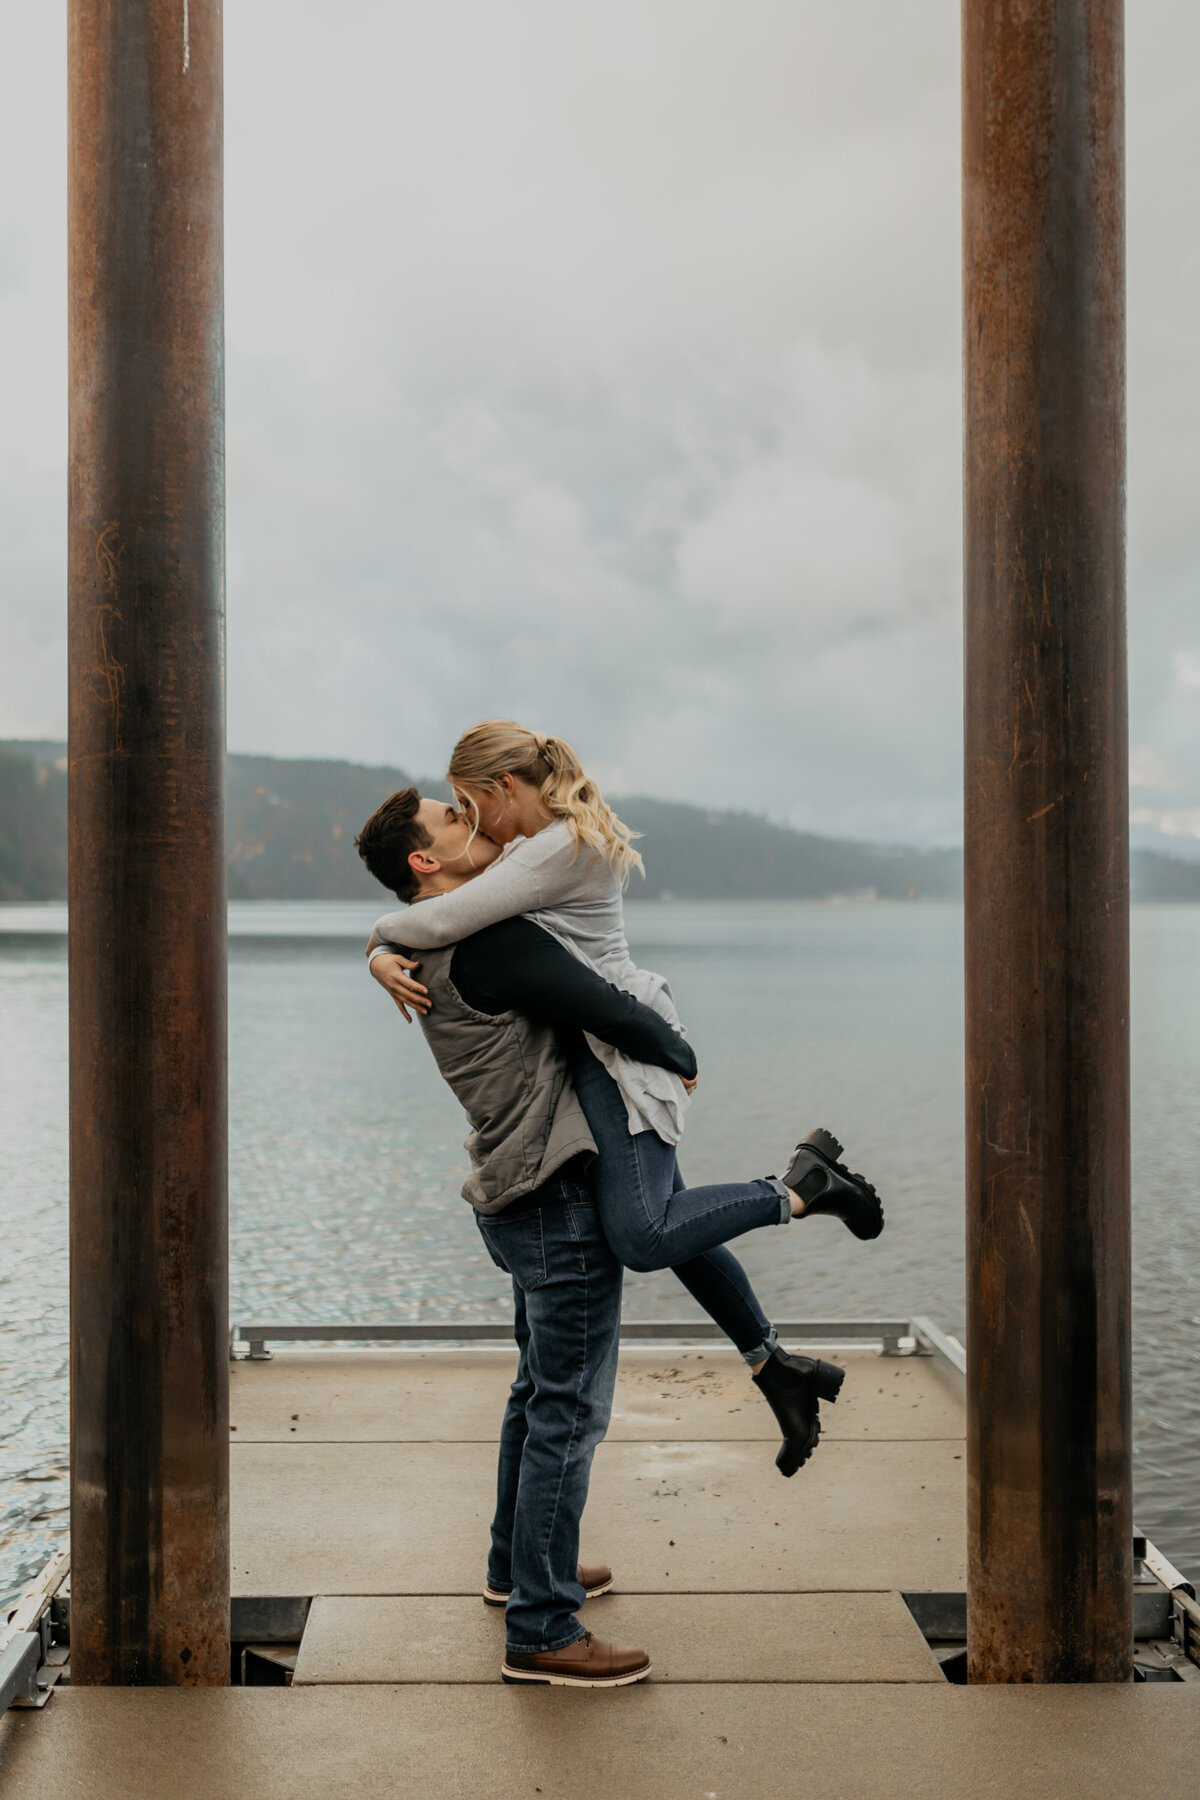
[355,786,432,903]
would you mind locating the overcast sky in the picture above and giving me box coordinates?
[2,2,1197,842]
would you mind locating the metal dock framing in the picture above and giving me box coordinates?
[2,1329,1198,1797]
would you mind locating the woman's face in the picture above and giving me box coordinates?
[455,781,516,845]
[455,775,546,846]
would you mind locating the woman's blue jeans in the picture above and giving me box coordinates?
[570,1046,788,1365]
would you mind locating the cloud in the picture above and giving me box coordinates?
[1130,806,1200,842]
[1130,743,1183,792]
[672,340,948,638]
[1,1,1198,843]
[677,464,905,632]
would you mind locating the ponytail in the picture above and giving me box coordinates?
[446,720,644,883]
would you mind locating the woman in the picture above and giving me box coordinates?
[369,721,884,1475]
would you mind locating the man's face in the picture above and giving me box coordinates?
[414,797,502,887]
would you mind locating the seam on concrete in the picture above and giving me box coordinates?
[292,1678,943,1687]
[289,1678,948,1689]
[229,1435,967,1445]
[300,1587,910,1597]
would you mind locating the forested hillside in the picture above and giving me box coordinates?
[3,741,1199,904]
[0,747,66,900]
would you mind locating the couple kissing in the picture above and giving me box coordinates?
[355,719,884,1689]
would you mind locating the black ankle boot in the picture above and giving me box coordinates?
[752,1347,846,1478]
[785,1128,885,1241]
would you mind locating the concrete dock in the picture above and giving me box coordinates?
[2,1340,1197,1796]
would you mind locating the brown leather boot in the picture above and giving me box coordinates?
[502,1630,651,1688]
[483,1562,613,1606]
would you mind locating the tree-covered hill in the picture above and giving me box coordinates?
[0,747,67,900]
[3,741,1200,904]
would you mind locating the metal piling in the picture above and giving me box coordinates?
[67,0,229,1684]
[963,0,1131,1682]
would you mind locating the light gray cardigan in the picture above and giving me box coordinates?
[373,821,690,1146]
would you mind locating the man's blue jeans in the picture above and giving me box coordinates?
[571,1046,788,1365]
[476,1166,622,1654]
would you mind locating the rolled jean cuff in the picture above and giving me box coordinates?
[766,1175,791,1223]
[739,1325,780,1367]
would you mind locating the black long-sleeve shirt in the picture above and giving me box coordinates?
[402,916,697,1081]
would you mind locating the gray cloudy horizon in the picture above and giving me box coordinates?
[2,2,1197,846]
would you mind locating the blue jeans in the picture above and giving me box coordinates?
[476,1167,622,1654]
[570,1047,788,1365]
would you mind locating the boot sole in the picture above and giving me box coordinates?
[804,1127,845,1162]
[500,1660,651,1687]
[484,1577,614,1607]
[777,1413,820,1477]
[794,1129,885,1241]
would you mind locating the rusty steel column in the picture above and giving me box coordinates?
[68,0,228,1683]
[963,0,1130,1681]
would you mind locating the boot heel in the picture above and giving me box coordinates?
[815,1359,845,1403]
[803,1127,844,1164]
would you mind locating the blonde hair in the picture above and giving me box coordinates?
[447,720,644,884]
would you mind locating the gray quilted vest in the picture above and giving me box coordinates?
[414,944,596,1215]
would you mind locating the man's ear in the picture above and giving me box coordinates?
[408,849,440,876]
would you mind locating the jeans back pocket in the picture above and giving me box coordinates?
[476,1210,548,1292]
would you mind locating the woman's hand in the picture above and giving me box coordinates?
[368,950,431,1023]
[681,1073,699,1096]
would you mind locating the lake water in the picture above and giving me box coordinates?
[2,899,1198,1609]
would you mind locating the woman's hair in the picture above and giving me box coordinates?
[447,720,644,883]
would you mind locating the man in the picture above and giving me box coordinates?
[355,787,699,1688]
